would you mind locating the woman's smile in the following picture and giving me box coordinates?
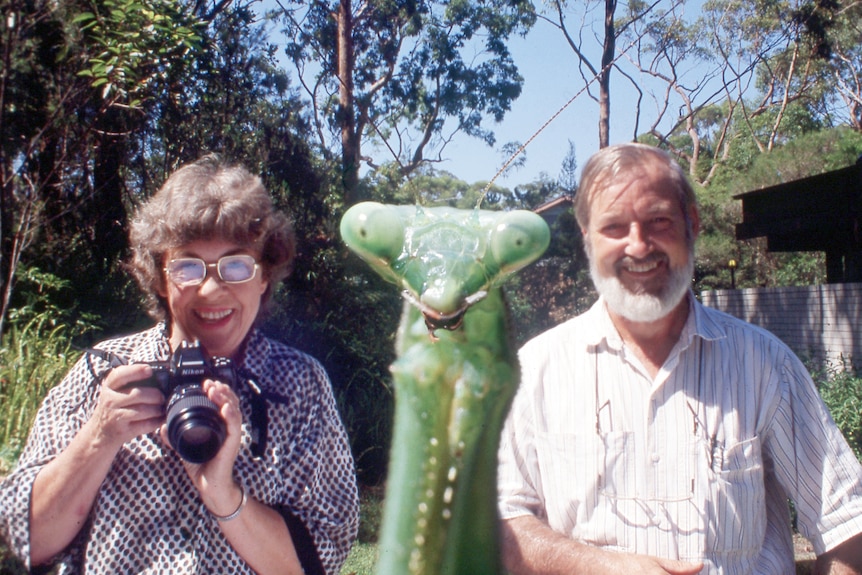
[195,308,234,322]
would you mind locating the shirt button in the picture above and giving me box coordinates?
[650,453,661,463]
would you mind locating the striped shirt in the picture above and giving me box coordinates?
[498,295,862,574]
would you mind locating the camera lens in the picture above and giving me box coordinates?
[166,385,226,464]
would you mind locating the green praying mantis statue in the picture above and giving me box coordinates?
[340,202,550,575]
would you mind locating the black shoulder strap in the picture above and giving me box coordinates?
[243,376,269,460]
[241,372,293,460]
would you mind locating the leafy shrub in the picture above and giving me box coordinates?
[817,368,862,461]
[1,542,28,574]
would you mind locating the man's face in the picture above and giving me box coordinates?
[583,162,698,323]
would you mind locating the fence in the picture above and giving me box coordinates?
[700,283,862,372]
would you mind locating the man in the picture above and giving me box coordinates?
[497,142,862,574]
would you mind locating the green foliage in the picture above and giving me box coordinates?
[0,541,28,575]
[264,227,401,485]
[0,317,80,475]
[719,127,862,196]
[0,267,97,473]
[0,0,209,338]
[816,366,862,462]
[6,266,102,336]
[692,127,862,291]
[509,205,595,339]
[134,4,312,173]
[357,487,384,544]
[0,278,119,566]
[692,183,741,292]
[339,488,384,573]
[73,0,202,107]
[511,175,559,211]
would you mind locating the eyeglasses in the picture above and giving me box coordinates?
[165,255,259,287]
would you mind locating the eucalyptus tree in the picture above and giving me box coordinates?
[534,0,686,149]
[794,0,862,131]
[533,0,860,188]
[622,0,861,185]
[615,0,815,183]
[273,0,536,204]
[558,139,578,195]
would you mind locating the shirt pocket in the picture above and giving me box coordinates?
[601,430,698,503]
[534,432,602,532]
[598,431,637,500]
[703,435,766,554]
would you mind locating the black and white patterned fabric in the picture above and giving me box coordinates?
[0,323,358,575]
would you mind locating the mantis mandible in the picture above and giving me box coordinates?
[340,202,550,575]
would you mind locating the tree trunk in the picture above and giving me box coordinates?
[92,114,128,271]
[598,0,616,148]
[336,0,360,204]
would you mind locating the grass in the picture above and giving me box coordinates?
[0,318,80,475]
[341,486,383,574]
[340,541,378,575]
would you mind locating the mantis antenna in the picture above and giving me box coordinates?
[476,81,593,208]
[475,36,643,209]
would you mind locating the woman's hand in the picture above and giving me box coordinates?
[29,363,166,565]
[90,363,166,450]
[160,378,244,514]
[159,379,305,575]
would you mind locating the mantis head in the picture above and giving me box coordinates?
[340,202,550,332]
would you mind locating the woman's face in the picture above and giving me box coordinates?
[159,239,268,359]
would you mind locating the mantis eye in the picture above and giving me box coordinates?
[489,211,551,272]
[340,202,405,263]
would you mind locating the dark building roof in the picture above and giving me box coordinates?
[534,194,574,228]
[735,157,862,283]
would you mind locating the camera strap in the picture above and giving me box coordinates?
[243,376,269,460]
[79,345,131,368]
[243,377,298,461]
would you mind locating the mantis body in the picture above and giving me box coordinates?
[340,202,550,575]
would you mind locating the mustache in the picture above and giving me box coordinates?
[613,252,668,272]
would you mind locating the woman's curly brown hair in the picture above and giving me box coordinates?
[128,154,295,320]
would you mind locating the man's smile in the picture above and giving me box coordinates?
[616,254,668,276]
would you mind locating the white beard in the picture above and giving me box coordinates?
[589,250,694,323]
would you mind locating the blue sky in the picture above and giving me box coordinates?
[443,30,599,189]
[431,17,699,191]
[439,2,712,191]
[440,22,655,190]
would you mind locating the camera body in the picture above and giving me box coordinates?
[140,341,236,464]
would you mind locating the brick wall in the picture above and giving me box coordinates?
[700,283,862,371]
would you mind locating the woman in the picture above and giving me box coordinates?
[0,156,358,575]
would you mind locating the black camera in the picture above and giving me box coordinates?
[141,341,236,464]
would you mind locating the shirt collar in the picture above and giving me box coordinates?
[688,295,728,344]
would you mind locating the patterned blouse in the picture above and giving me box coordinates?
[0,324,359,575]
